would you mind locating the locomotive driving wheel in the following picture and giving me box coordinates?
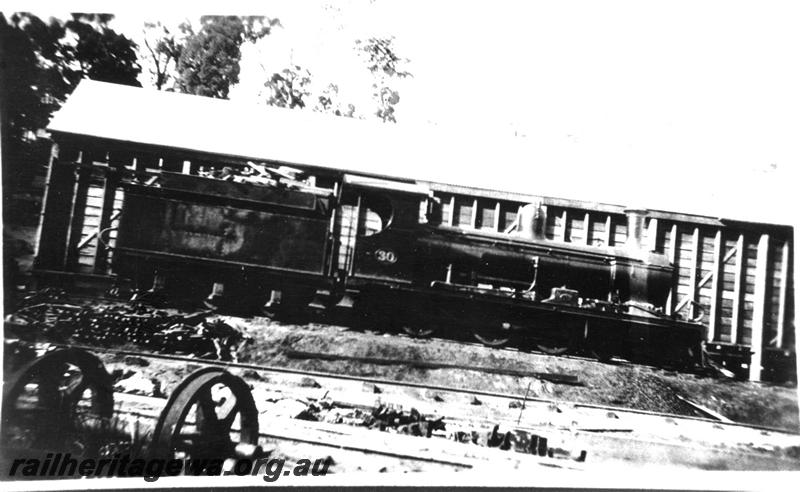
[472,322,513,348]
[400,323,436,338]
[150,367,261,463]
[535,342,570,355]
[1,348,114,453]
[534,321,578,355]
[396,306,438,338]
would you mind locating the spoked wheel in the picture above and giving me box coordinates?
[535,324,576,355]
[536,341,570,356]
[400,323,436,338]
[150,368,261,463]
[351,293,393,332]
[472,323,513,348]
[1,348,114,453]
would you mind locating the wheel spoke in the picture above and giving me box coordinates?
[196,386,220,426]
[64,376,89,402]
[175,431,202,450]
[220,402,240,430]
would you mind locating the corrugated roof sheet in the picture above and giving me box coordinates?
[47,80,793,226]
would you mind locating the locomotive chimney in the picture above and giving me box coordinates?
[517,201,546,240]
[624,208,648,251]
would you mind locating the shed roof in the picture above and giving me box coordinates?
[47,80,793,227]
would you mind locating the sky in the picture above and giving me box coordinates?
[9,0,800,224]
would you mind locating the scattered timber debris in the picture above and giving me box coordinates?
[675,395,735,423]
[241,369,265,381]
[365,383,383,394]
[270,395,589,463]
[6,294,252,361]
[123,356,149,367]
[314,403,446,437]
[448,423,586,461]
[196,161,317,191]
[299,377,322,388]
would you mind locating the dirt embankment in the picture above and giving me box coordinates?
[226,317,799,431]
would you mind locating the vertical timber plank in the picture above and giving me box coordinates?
[731,234,746,345]
[749,233,770,381]
[133,156,146,178]
[603,215,612,247]
[34,144,77,270]
[538,204,547,238]
[64,151,93,270]
[583,213,591,246]
[447,196,455,226]
[559,210,569,242]
[708,229,723,342]
[776,240,790,347]
[666,223,679,315]
[470,199,478,229]
[689,227,700,320]
[493,201,501,231]
[93,152,126,273]
[646,218,659,252]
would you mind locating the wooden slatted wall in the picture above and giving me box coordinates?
[428,186,794,381]
[36,137,795,382]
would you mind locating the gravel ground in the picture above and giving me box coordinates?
[221,315,799,431]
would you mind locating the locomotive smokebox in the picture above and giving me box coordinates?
[624,208,648,252]
[517,201,546,240]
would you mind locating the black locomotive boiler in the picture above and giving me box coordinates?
[113,169,705,368]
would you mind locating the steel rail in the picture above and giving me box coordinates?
[54,342,798,435]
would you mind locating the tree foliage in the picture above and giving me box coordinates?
[315,83,356,118]
[176,16,279,99]
[262,37,410,122]
[357,37,410,123]
[0,13,140,192]
[264,65,312,109]
[142,21,188,90]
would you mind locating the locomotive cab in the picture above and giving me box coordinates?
[337,174,432,285]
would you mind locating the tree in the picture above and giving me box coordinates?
[263,65,312,109]
[356,37,411,123]
[142,21,188,90]
[176,16,279,99]
[65,14,141,86]
[1,13,140,194]
[314,83,356,118]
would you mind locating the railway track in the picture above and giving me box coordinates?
[59,343,800,470]
[7,290,800,471]
[57,342,795,435]
[4,333,799,474]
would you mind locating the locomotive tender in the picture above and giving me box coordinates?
[114,168,704,367]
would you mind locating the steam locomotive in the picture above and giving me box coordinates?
[113,168,705,368]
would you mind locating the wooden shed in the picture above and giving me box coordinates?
[36,80,795,382]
